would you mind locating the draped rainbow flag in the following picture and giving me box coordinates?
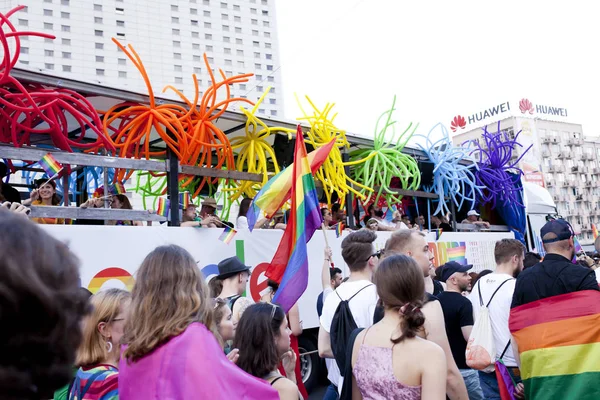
[247,136,336,231]
[509,290,600,400]
[268,126,324,312]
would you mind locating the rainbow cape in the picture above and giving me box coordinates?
[38,153,62,177]
[593,224,599,240]
[247,137,336,231]
[509,290,600,400]
[268,126,324,312]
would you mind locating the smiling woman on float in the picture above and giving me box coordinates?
[25,179,65,224]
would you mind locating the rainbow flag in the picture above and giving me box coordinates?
[335,222,344,238]
[436,228,443,240]
[110,182,126,195]
[179,191,191,209]
[156,198,169,218]
[268,126,323,312]
[593,224,599,240]
[509,290,600,400]
[247,137,336,231]
[447,245,467,264]
[38,153,63,177]
[218,226,237,244]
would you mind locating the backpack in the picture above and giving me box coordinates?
[465,278,513,372]
[330,284,373,372]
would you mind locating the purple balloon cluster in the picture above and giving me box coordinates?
[468,122,532,209]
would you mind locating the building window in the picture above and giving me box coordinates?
[203,0,210,4]
[235,27,242,33]
[94,4,102,11]
[175,77,183,84]
[205,33,213,40]
[221,2,227,8]
[194,67,202,73]
[61,0,70,3]
[237,50,244,56]
[270,98,276,104]
[44,22,53,29]
[43,0,51,3]
[62,52,71,59]
[19,60,29,65]
[240,84,247,90]
[224,48,231,54]
[234,16,241,22]
[234,5,240,11]
[204,22,211,28]
[115,7,124,14]
[223,25,230,31]
[118,71,127,78]
[116,32,125,38]
[44,9,53,16]
[203,10,210,16]
[225,59,232,66]
[206,45,213,52]
[96,55,104,62]
[223,36,230,42]
[45,63,54,70]
[95,30,103,37]
[174,53,182,59]
[257,85,263,91]
[263,21,270,27]
[253,52,260,58]
[61,25,70,32]
[265,42,272,48]
[20,47,29,54]
[266,65,273,71]
[253,41,259,47]
[193,55,202,61]
[118,58,126,65]
[172,17,179,23]
[251,8,257,14]
[266,54,272,60]
[172,29,180,35]
[262,0,268,4]
[63,65,71,72]
[96,69,105,76]
[264,32,271,38]
[252,30,259,36]
[95,42,104,49]
[255,63,261,69]
[251,19,258,25]
[270,110,277,116]
[192,43,200,50]
[18,19,28,27]
[237,61,245,67]
[192,32,199,38]
[44,49,54,57]
[236,38,243,44]
[262,10,269,16]
[174,65,182,72]
[61,12,70,19]
[117,20,125,27]
[94,17,103,23]
[267,76,274,82]
[62,38,71,45]
[207,57,214,63]
[222,13,228,20]
[173,40,181,47]
[256,74,262,80]
[171,5,179,11]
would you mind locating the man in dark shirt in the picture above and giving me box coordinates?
[512,219,599,309]
[0,162,21,204]
[437,261,484,400]
[431,213,454,232]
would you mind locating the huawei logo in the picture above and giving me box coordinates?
[450,115,467,132]
[519,98,534,114]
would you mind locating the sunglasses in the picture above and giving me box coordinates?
[365,249,384,262]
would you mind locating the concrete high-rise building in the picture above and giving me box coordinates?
[3,0,283,117]
[451,98,600,245]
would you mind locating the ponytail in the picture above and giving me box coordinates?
[391,300,425,344]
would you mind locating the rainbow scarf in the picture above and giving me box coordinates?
[268,126,324,312]
[509,290,600,400]
[247,137,336,231]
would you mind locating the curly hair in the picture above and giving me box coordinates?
[122,245,217,363]
[0,208,88,399]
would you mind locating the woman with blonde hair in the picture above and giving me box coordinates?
[118,245,278,400]
[69,288,131,400]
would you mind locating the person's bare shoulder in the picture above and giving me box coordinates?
[272,377,299,399]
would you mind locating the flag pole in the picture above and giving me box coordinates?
[321,223,334,268]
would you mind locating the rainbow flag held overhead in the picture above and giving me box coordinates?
[218,226,237,245]
[179,191,191,209]
[509,290,600,400]
[268,126,324,312]
[38,153,63,178]
[593,224,599,240]
[156,198,170,218]
[247,137,336,231]
[335,222,344,238]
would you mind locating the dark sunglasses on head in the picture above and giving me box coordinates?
[365,249,384,262]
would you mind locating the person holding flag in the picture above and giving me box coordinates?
[25,179,65,224]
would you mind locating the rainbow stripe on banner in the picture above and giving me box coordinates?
[335,222,343,238]
[446,245,467,264]
[156,198,169,217]
[38,153,62,177]
[218,226,237,244]
[509,290,600,400]
[87,267,135,293]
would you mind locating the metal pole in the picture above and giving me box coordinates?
[62,166,69,207]
[166,148,180,226]
[450,198,457,231]
[102,150,109,224]
[342,152,355,229]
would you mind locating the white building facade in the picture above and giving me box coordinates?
[3,0,283,117]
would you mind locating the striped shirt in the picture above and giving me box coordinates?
[69,364,118,400]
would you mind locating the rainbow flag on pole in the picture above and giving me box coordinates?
[593,224,599,240]
[268,126,325,312]
[156,198,170,218]
[38,153,63,177]
[179,191,191,209]
[509,290,600,400]
[335,222,344,238]
[218,226,237,244]
[247,137,336,231]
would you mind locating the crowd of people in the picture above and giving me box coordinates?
[3,194,600,399]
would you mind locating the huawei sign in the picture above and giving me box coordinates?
[450,115,466,132]
[519,98,534,114]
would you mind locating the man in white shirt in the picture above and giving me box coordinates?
[468,238,525,400]
[318,229,380,392]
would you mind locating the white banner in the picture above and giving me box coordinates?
[41,226,512,329]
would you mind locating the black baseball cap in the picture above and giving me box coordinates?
[439,261,473,282]
[540,219,574,244]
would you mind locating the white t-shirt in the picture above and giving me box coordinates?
[468,273,517,367]
[320,280,378,390]
[236,216,248,229]
[321,287,340,387]
[595,268,600,284]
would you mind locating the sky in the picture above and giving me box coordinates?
[275,0,600,143]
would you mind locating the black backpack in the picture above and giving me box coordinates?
[330,284,373,372]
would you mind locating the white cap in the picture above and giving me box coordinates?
[467,210,480,217]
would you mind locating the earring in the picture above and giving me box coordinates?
[106,341,113,353]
